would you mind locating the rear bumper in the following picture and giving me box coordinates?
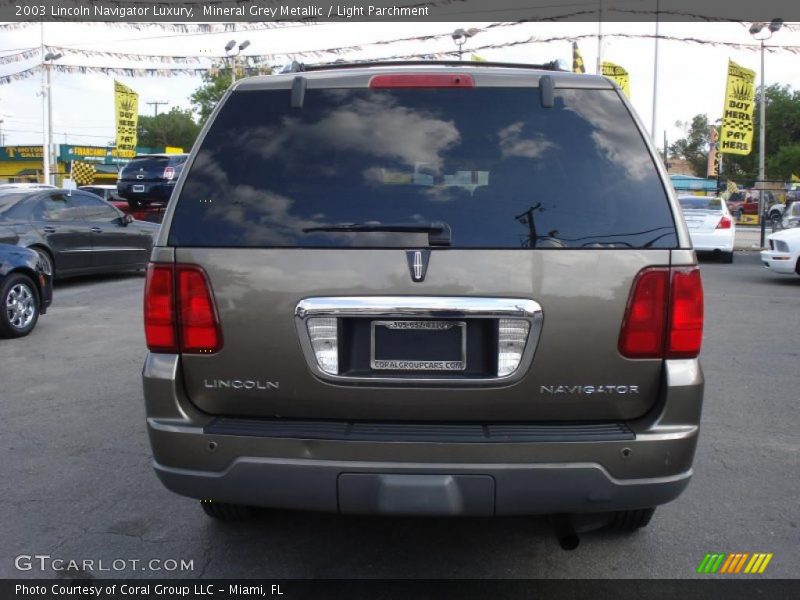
[117,182,174,202]
[689,230,734,253]
[144,354,703,516]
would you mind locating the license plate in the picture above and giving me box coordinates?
[686,221,700,229]
[132,185,145,193]
[370,320,466,371]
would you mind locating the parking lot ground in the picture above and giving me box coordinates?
[1,254,798,579]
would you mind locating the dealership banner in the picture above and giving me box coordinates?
[114,80,138,159]
[718,59,756,156]
[601,62,630,98]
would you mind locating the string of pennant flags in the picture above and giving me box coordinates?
[2,27,799,71]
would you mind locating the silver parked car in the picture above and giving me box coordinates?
[142,62,704,539]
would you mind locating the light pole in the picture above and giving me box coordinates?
[225,40,250,85]
[749,18,782,247]
[43,51,62,186]
[451,28,477,61]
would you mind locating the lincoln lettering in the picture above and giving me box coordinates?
[204,379,279,390]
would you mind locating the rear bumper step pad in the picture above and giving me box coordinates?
[204,418,635,443]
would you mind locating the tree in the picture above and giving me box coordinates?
[669,114,711,177]
[137,107,200,150]
[190,61,273,124]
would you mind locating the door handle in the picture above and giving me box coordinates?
[43,226,56,233]
[90,227,102,233]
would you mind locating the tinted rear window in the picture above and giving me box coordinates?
[679,197,723,211]
[169,86,677,249]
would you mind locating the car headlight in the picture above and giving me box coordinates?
[774,240,790,253]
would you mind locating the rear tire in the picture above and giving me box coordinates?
[605,508,656,531]
[0,273,40,338]
[200,500,257,521]
[722,251,734,264]
[32,247,54,279]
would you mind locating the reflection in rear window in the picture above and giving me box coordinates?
[169,87,677,249]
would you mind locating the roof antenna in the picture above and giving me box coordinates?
[291,76,307,108]
[540,75,554,108]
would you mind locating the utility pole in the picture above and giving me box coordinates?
[596,0,604,74]
[147,101,168,117]
[43,51,63,186]
[651,0,660,142]
[41,23,49,186]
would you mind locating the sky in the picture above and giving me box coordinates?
[0,20,799,150]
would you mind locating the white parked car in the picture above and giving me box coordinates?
[761,228,800,277]
[677,195,735,263]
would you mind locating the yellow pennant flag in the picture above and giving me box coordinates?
[718,60,756,156]
[114,80,139,159]
[572,42,585,74]
[791,173,799,182]
[602,61,630,98]
[470,54,486,62]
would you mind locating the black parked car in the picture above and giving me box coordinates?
[117,154,188,209]
[0,189,159,279]
[0,243,52,338]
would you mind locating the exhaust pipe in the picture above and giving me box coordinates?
[553,514,580,550]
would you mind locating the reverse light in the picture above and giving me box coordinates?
[163,166,175,180]
[497,319,530,377]
[716,216,732,229]
[307,317,338,375]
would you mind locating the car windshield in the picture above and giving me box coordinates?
[170,87,677,249]
[679,197,723,211]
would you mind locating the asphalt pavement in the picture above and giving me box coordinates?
[1,250,798,579]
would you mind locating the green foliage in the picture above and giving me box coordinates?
[190,61,273,124]
[669,114,712,177]
[137,107,200,151]
[673,85,800,182]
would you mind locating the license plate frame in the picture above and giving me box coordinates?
[132,184,145,193]
[370,320,467,371]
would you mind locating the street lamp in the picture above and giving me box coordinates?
[451,28,477,61]
[749,18,782,247]
[42,51,62,186]
[225,40,251,85]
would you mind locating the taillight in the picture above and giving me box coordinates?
[619,266,703,359]
[667,268,704,358]
[144,265,177,353]
[163,166,175,180]
[178,266,221,353]
[369,74,474,88]
[717,216,732,229]
[144,264,222,354]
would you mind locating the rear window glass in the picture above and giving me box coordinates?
[168,87,677,249]
[121,157,171,174]
[679,197,723,211]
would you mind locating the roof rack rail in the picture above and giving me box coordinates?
[282,59,570,74]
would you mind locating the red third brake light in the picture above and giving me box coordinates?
[619,266,704,359]
[178,266,222,353]
[716,216,732,229]
[144,265,177,353]
[369,74,475,88]
[667,267,704,358]
[144,264,222,354]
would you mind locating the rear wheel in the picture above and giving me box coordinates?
[0,273,40,338]
[605,508,656,531]
[722,251,734,264]
[200,500,258,521]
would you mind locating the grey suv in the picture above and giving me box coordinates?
[142,62,704,536]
